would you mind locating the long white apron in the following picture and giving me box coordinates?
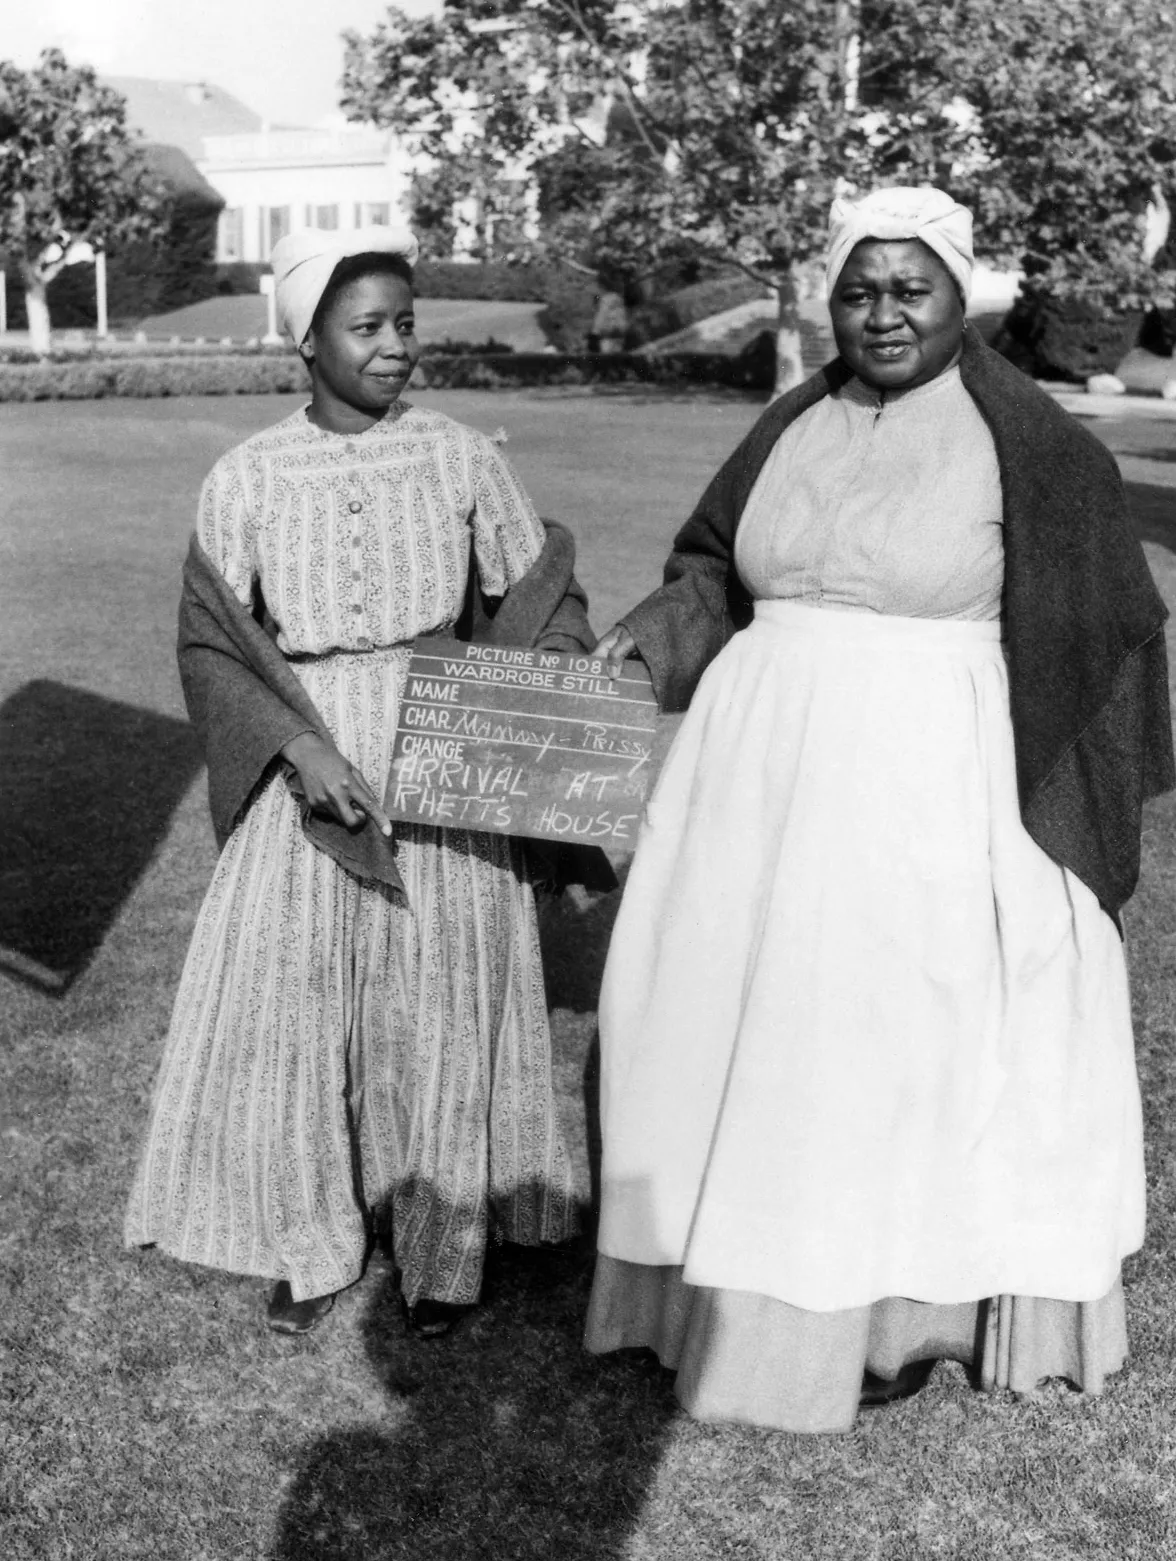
[596,601,1144,1312]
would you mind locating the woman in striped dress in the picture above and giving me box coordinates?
[125,228,577,1335]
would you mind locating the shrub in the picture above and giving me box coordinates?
[0,341,294,365]
[994,296,1144,381]
[0,346,774,401]
[628,273,772,346]
[419,338,517,357]
[215,262,272,296]
[535,269,600,353]
[411,260,551,301]
[1139,307,1176,358]
[0,354,310,401]
[411,346,772,392]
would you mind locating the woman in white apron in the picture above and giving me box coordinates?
[584,188,1173,1432]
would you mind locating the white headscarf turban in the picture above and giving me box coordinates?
[270,225,421,346]
[825,186,974,302]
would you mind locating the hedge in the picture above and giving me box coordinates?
[413,260,555,302]
[419,338,517,357]
[0,355,310,401]
[0,348,772,402]
[0,341,295,365]
[628,273,773,347]
[409,350,772,391]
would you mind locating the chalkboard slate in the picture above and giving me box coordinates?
[384,638,663,849]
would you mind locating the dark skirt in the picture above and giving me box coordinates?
[585,1257,1127,1433]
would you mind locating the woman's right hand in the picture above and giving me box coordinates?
[594,624,637,681]
[281,732,393,836]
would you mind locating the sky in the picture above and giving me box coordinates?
[4,0,440,127]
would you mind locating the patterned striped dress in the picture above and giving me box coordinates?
[125,403,578,1305]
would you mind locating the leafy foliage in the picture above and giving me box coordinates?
[0,50,164,347]
[955,0,1176,310]
[343,0,1176,323]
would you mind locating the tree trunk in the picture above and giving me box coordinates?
[24,274,51,356]
[771,265,805,397]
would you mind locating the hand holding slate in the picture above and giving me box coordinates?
[593,625,638,681]
[282,731,393,836]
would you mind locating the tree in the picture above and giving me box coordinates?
[0,50,162,354]
[342,1,882,385]
[949,0,1176,312]
[342,1,1176,389]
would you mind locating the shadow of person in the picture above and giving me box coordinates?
[0,680,203,995]
[534,876,625,1014]
[270,1217,676,1561]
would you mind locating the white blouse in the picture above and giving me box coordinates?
[196,403,546,655]
[734,366,1005,622]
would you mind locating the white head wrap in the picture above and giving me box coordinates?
[825,186,973,302]
[270,225,421,346]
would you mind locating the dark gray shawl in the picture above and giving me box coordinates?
[178,518,612,896]
[621,327,1174,921]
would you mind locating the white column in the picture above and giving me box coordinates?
[95,249,108,338]
[259,273,282,345]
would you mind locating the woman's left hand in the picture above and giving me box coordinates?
[594,624,637,680]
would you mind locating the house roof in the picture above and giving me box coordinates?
[102,76,265,161]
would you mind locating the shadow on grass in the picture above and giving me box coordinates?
[271,1234,676,1561]
[535,882,624,1013]
[0,680,202,995]
[1127,480,1176,555]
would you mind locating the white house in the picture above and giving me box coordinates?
[201,126,414,263]
[106,77,415,265]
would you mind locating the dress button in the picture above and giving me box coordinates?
[351,603,363,615]
[351,569,362,581]
[348,499,363,513]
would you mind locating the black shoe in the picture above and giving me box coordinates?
[401,1295,476,1340]
[859,1357,936,1408]
[266,1280,335,1335]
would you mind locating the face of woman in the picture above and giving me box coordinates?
[829,240,965,392]
[304,271,421,431]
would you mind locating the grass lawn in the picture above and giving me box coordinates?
[3,388,1176,1560]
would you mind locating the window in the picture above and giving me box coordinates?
[218,207,244,261]
[306,204,339,231]
[354,202,391,227]
[265,205,291,255]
